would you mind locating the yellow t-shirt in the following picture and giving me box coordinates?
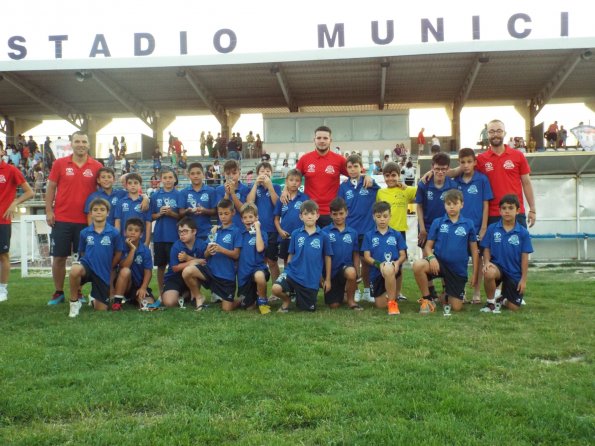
[376,186,417,231]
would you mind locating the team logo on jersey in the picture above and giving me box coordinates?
[0,175,5,183]
[297,236,305,247]
[484,162,494,172]
[100,236,112,246]
[111,197,118,205]
[325,165,335,174]
[294,201,303,210]
[455,226,467,237]
[503,160,515,170]
[329,233,336,242]
[440,192,447,201]
[310,238,321,249]
[200,193,209,202]
[371,237,380,247]
[134,204,141,212]
[222,234,232,244]
[83,169,94,177]
[493,232,502,243]
[65,167,75,176]
[440,224,449,233]
[467,185,478,194]
[157,199,163,207]
[345,190,354,200]
[249,237,256,246]
[135,255,143,265]
[508,234,520,246]
[122,203,129,212]
[359,188,369,196]
[281,204,288,213]
[343,234,353,244]
[307,164,316,173]
[86,235,95,245]
[387,236,397,246]
[427,191,434,200]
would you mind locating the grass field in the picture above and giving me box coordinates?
[0,266,593,445]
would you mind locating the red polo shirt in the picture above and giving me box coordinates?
[296,149,348,215]
[476,145,530,217]
[0,161,26,224]
[48,155,103,223]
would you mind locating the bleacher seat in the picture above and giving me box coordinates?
[298,151,305,159]
[278,152,287,161]
[270,152,278,161]
[288,152,297,161]
[372,150,381,160]
[362,149,370,158]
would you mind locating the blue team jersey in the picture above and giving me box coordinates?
[215,182,250,228]
[165,238,207,280]
[121,243,153,287]
[207,224,242,281]
[179,184,216,238]
[252,183,282,232]
[338,177,380,235]
[78,223,123,286]
[428,215,477,277]
[150,188,180,243]
[237,227,268,285]
[114,195,152,242]
[274,191,310,235]
[480,221,534,283]
[456,172,493,233]
[361,228,407,283]
[285,226,333,291]
[322,224,358,277]
[84,188,127,226]
[415,177,459,227]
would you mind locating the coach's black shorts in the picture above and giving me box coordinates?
[275,274,318,311]
[265,231,279,261]
[371,265,403,298]
[0,224,11,254]
[50,221,86,257]
[238,268,271,308]
[487,214,527,228]
[427,259,467,300]
[80,260,110,305]
[195,264,236,302]
[153,242,174,267]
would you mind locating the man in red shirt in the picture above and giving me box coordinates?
[45,131,103,305]
[0,148,34,302]
[417,128,426,155]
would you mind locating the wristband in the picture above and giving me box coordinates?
[374,260,382,269]
[426,255,436,262]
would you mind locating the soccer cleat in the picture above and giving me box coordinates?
[0,288,7,302]
[211,294,222,303]
[112,303,122,311]
[257,297,271,315]
[363,289,374,303]
[419,298,435,314]
[48,291,65,305]
[387,299,400,315]
[480,302,501,313]
[397,293,408,302]
[354,289,361,303]
[69,300,82,318]
[147,300,162,309]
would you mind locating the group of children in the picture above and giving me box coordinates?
[66,149,532,318]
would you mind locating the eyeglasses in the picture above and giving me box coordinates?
[433,167,449,172]
[488,129,505,135]
[178,229,191,235]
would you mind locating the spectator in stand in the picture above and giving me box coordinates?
[382,154,390,168]
[205,164,219,186]
[546,121,558,148]
[372,159,382,174]
[430,135,441,154]
[120,155,128,176]
[112,136,120,159]
[254,134,263,159]
[417,128,426,155]
[227,134,239,160]
[152,147,161,174]
[168,131,174,155]
[33,165,45,199]
[219,133,228,159]
[245,131,255,158]
[107,149,115,168]
[44,137,55,170]
[172,137,183,159]
[9,145,21,166]
[402,161,416,186]
[21,143,30,169]
[281,159,290,178]
[527,137,536,153]
[235,132,243,155]
[206,131,214,157]
[479,124,489,150]
[199,131,206,156]
[120,136,127,157]
[148,174,160,196]
[558,125,568,149]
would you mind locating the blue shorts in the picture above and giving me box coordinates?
[195,264,236,302]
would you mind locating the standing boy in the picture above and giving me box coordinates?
[246,161,282,282]
[215,160,250,228]
[84,167,126,226]
[68,198,123,317]
[180,162,216,240]
[0,149,34,301]
[271,200,332,312]
[480,195,533,313]
[114,173,152,247]
[362,201,407,315]
[322,198,361,310]
[412,190,479,314]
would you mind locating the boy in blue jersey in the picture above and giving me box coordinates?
[274,169,309,267]
[456,148,493,304]
[112,218,154,311]
[338,154,380,304]
[322,198,361,310]
[180,162,216,240]
[158,217,207,309]
[362,201,407,315]
[246,161,282,282]
[150,168,181,294]
[480,195,533,313]
[182,199,242,312]
[236,203,271,315]
[68,198,123,317]
[215,159,250,228]
[271,200,333,312]
[412,190,479,314]
[114,173,152,247]
[84,167,124,226]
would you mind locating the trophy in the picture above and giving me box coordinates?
[443,304,452,317]
[249,224,256,234]
[178,297,186,309]
[72,253,80,264]
[208,232,216,244]
[494,302,502,314]
[141,299,148,311]
[350,178,358,187]
[384,252,392,265]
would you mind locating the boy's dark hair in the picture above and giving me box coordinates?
[286,168,302,179]
[125,217,144,233]
[240,202,258,216]
[256,161,272,173]
[406,161,413,168]
[346,154,363,166]
[329,197,348,213]
[382,162,400,174]
[300,200,319,214]
[223,159,240,173]
[187,162,204,172]
[126,172,143,184]
[458,148,476,160]
[372,201,391,215]
[217,198,235,211]
[177,216,197,230]
[315,125,332,135]
[89,198,110,212]
[444,189,464,204]
[500,194,520,209]
[160,167,179,186]
[97,166,115,178]
[431,152,451,167]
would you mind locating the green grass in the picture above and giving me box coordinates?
[0,267,593,445]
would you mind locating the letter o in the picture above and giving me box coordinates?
[213,29,237,54]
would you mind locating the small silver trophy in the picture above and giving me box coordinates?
[384,252,392,265]
[494,302,502,314]
[249,224,256,235]
[141,299,148,311]
[443,304,452,317]
[72,253,80,264]
[350,178,358,187]
[178,297,186,309]
[208,232,216,244]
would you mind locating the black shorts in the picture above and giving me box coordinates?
[275,274,318,311]
[195,264,236,302]
[265,231,279,261]
[124,285,154,305]
[279,238,291,261]
[324,268,351,305]
[238,269,270,308]
[357,234,365,254]
[370,265,402,298]
[427,259,467,300]
[80,260,110,305]
[153,242,174,267]
[0,224,11,254]
[51,221,86,257]
[163,273,188,294]
[495,266,524,307]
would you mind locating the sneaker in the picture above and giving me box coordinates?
[257,297,271,315]
[354,289,361,303]
[69,300,82,318]
[211,294,222,303]
[480,302,501,314]
[0,288,7,302]
[397,293,408,302]
[521,299,526,306]
[419,298,435,314]
[78,291,87,304]
[387,300,400,315]
[112,303,122,311]
[363,289,374,303]
[147,300,162,309]
[48,291,65,305]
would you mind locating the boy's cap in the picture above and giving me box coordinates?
[374,158,381,162]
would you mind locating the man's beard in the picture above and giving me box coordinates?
[489,137,503,147]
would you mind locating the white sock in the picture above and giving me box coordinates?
[363,287,370,293]
[0,283,7,290]
[487,298,495,304]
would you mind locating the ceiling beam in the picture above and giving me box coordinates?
[177,68,227,123]
[0,71,87,129]
[0,116,7,135]
[379,59,390,110]
[88,70,157,130]
[271,64,298,112]
[452,53,486,114]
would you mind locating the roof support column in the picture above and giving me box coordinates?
[3,118,15,145]
[584,101,595,115]
[80,116,112,158]
[220,111,240,138]
[514,102,534,144]
[152,114,176,154]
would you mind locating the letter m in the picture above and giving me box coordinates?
[318,24,345,48]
